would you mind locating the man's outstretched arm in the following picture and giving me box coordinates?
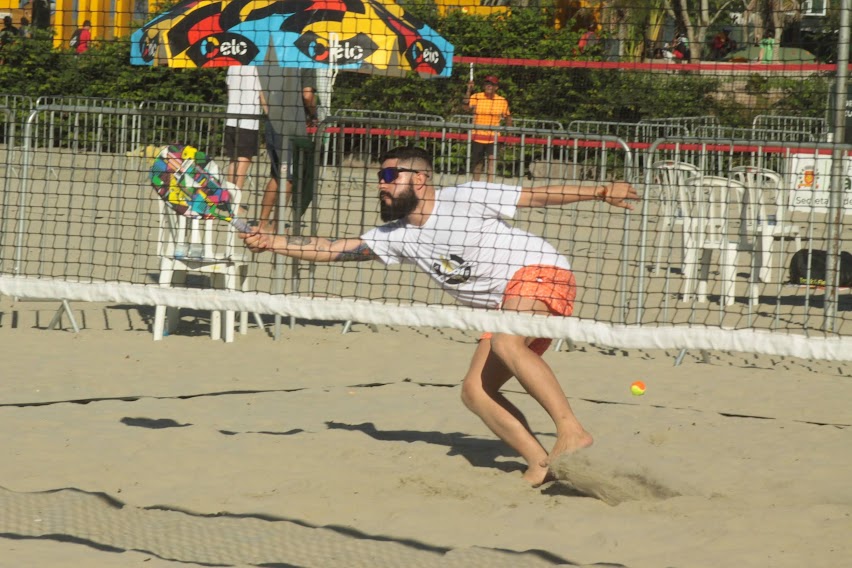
[517,181,639,211]
[240,232,376,263]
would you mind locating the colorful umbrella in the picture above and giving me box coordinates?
[129,0,453,78]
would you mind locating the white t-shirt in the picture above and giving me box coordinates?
[225,66,262,131]
[361,182,571,309]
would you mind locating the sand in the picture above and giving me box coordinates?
[1,299,851,567]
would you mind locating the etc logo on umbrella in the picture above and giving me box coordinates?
[405,39,447,73]
[295,32,378,65]
[186,33,260,66]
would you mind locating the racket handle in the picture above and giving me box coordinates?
[230,218,253,233]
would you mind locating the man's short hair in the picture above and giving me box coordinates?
[380,145,432,169]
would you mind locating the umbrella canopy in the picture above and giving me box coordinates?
[129,0,453,78]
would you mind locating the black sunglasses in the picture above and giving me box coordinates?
[377,167,421,183]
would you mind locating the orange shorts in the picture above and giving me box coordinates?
[481,265,577,355]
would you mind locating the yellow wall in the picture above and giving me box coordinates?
[434,0,509,17]
[553,0,601,31]
[431,0,599,29]
[0,0,140,48]
[48,0,139,48]
[0,1,27,26]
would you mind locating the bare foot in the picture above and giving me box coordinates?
[524,465,557,487]
[540,430,594,469]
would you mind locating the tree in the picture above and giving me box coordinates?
[741,0,803,44]
[605,0,670,61]
[662,0,806,61]
[594,0,736,61]
[31,0,51,30]
[664,0,738,61]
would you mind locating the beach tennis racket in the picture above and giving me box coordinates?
[149,144,253,233]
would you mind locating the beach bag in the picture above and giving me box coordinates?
[788,249,852,287]
[69,28,82,48]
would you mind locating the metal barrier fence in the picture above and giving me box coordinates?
[324,114,628,181]
[135,100,227,155]
[448,114,564,131]
[2,101,850,344]
[0,94,34,150]
[0,107,12,274]
[31,96,139,156]
[5,103,260,284]
[336,109,445,123]
[638,115,721,133]
[324,110,564,176]
[325,110,445,171]
[1,96,229,161]
[695,125,820,143]
[568,120,689,144]
[753,115,828,141]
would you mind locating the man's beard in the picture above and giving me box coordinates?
[380,181,419,222]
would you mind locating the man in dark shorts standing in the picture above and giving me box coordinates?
[257,70,317,234]
[224,66,263,191]
[464,75,512,182]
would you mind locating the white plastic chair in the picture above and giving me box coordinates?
[153,180,258,342]
[648,160,700,273]
[679,175,750,306]
[729,166,802,284]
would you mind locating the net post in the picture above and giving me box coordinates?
[47,300,80,333]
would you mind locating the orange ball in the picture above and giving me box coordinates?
[630,381,646,396]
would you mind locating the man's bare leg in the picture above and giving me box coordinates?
[258,177,292,234]
[258,176,278,233]
[485,155,495,184]
[461,339,555,485]
[494,296,594,469]
[226,157,252,191]
[472,160,483,182]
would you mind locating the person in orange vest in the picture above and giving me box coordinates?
[463,75,512,183]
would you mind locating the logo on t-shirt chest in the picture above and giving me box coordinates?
[431,254,473,285]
